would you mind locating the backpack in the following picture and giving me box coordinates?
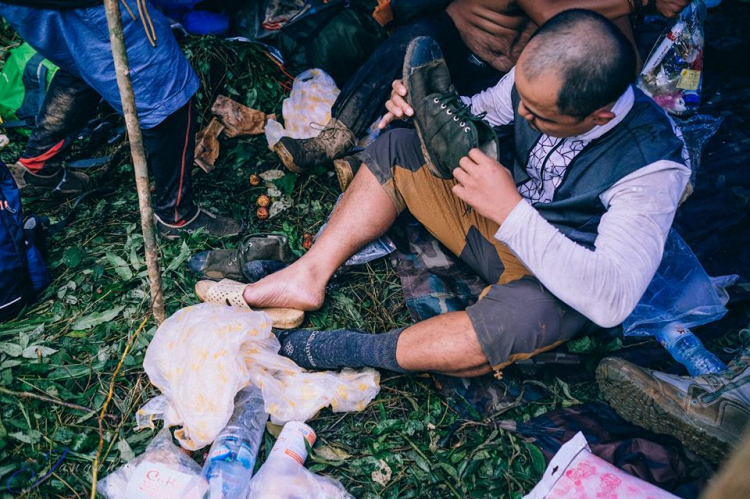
[0,160,50,321]
[0,43,58,135]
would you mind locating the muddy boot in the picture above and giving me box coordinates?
[188,233,295,280]
[403,36,499,179]
[333,154,362,191]
[596,347,750,463]
[10,162,90,197]
[273,118,355,173]
[155,208,245,240]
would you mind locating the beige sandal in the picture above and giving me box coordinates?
[195,279,305,329]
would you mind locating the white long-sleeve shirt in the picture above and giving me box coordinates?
[464,69,691,327]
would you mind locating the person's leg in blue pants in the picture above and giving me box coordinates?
[0,0,244,238]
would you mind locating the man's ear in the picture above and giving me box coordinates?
[590,107,616,126]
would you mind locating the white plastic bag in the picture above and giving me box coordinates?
[137,304,380,449]
[97,429,207,499]
[245,422,353,499]
[265,69,340,148]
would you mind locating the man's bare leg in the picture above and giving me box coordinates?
[241,165,398,310]
[396,311,492,377]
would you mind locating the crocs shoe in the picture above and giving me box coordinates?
[194,278,305,329]
[403,37,499,179]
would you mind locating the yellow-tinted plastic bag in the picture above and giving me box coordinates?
[136,303,379,450]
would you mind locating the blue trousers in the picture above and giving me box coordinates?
[0,0,201,222]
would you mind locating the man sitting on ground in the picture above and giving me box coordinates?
[273,0,690,181]
[197,10,690,378]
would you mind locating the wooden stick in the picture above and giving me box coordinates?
[103,0,166,324]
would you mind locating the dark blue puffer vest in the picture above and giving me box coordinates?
[510,86,686,249]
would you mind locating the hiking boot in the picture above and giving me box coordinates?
[155,208,245,240]
[333,154,362,191]
[10,162,90,197]
[273,118,356,173]
[188,233,295,280]
[403,37,499,179]
[596,349,750,463]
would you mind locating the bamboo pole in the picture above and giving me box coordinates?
[103,0,166,324]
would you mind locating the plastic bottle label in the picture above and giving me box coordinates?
[270,421,316,465]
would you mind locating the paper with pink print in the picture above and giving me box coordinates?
[524,432,678,499]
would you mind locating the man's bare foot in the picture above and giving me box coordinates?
[241,263,326,311]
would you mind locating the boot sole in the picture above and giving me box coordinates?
[273,140,306,174]
[597,361,731,463]
[333,158,355,191]
[17,184,86,199]
[403,39,455,180]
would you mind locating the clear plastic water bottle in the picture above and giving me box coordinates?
[656,323,727,376]
[203,386,268,498]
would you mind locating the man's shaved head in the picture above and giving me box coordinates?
[520,9,636,119]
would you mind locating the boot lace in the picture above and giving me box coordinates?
[308,122,354,142]
[434,94,487,134]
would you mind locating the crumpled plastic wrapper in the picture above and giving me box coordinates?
[264,67,380,150]
[97,429,206,499]
[136,303,380,450]
[265,68,340,148]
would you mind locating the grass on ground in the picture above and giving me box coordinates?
[0,30,738,499]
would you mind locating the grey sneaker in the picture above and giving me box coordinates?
[403,37,499,179]
[273,118,355,173]
[10,162,90,197]
[597,348,750,463]
[155,209,245,240]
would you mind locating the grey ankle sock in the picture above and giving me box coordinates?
[277,327,407,372]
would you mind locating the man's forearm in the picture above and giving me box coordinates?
[493,161,690,328]
[517,0,638,26]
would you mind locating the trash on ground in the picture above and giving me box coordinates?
[638,1,707,116]
[212,95,273,138]
[264,68,340,148]
[203,386,268,499]
[524,432,678,499]
[623,229,738,374]
[136,303,380,449]
[195,117,226,173]
[245,421,354,499]
[97,428,207,499]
